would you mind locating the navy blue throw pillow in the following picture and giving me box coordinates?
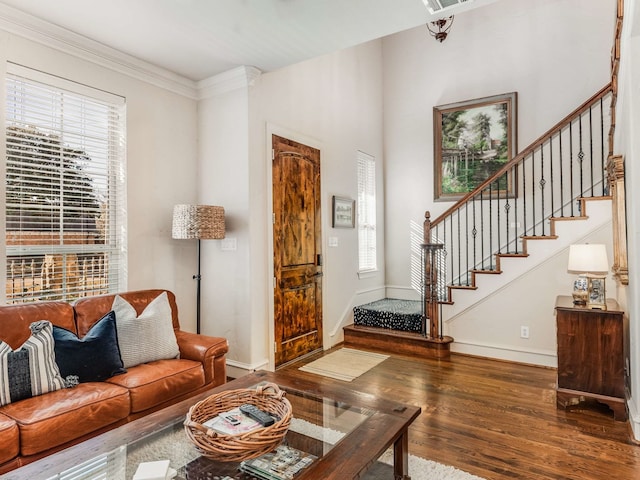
[53,311,126,383]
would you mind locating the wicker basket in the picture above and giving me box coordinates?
[183,382,292,462]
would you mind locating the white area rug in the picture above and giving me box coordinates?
[298,348,389,381]
[289,418,485,480]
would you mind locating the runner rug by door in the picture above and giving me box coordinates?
[298,348,389,381]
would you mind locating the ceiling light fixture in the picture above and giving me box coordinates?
[427,16,454,43]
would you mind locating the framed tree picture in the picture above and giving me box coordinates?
[433,92,517,202]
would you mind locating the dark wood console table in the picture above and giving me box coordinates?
[555,295,627,421]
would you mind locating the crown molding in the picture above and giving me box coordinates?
[0,3,199,99]
[197,66,262,100]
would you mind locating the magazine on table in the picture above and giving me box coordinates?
[202,407,262,435]
[239,445,316,480]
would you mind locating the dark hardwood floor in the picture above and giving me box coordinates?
[277,346,640,480]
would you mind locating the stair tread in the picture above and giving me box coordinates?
[521,235,559,240]
[551,215,588,221]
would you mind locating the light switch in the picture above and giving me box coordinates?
[329,237,338,247]
[221,238,237,251]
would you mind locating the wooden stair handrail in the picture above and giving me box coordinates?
[431,83,612,229]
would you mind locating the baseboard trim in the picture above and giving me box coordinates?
[451,339,557,368]
[385,285,420,301]
[627,398,640,442]
[225,358,270,379]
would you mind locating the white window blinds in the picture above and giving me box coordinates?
[357,151,377,272]
[5,63,126,303]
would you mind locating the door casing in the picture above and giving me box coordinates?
[266,125,325,370]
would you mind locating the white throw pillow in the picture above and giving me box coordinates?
[111,292,180,368]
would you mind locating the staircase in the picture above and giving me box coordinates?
[345,0,625,362]
[438,196,612,319]
[426,83,612,301]
[345,84,614,360]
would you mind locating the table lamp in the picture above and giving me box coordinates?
[172,204,225,333]
[567,244,609,309]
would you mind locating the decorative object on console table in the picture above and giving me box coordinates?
[172,204,225,334]
[555,295,627,421]
[567,243,609,309]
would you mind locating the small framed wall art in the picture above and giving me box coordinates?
[332,196,355,228]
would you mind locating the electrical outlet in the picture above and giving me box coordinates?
[520,326,530,339]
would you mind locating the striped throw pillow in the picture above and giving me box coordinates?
[0,320,67,406]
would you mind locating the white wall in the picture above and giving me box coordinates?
[247,41,386,370]
[0,29,200,329]
[196,41,385,374]
[613,0,640,441]
[382,0,616,362]
[197,68,255,374]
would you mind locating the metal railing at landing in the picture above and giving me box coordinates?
[6,253,110,304]
[426,84,613,298]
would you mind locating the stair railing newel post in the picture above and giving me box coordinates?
[422,211,444,339]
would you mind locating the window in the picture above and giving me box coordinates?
[5,64,126,303]
[357,151,376,272]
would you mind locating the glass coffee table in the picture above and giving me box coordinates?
[7,371,420,480]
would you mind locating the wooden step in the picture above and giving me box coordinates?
[343,324,453,359]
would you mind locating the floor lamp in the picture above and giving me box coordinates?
[172,204,225,334]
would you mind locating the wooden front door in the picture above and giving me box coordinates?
[272,135,323,367]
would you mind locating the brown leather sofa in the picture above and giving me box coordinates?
[0,289,229,474]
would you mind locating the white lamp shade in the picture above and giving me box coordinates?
[567,244,609,274]
[172,204,225,240]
